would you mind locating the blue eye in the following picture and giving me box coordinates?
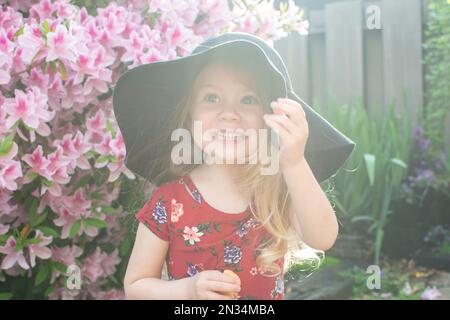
[241,95,259,105]
[204,93,220,103]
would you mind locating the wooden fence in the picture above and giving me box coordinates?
[274,0,426,125]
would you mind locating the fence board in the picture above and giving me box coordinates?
[381,0,423,120]
[325,0,364,107]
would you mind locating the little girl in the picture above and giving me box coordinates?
[115,33,354,300]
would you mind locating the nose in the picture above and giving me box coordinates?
[218,103,240,122]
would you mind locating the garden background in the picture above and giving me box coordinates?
[0,0,448,300]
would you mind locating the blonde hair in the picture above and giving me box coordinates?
[146,50,323,278]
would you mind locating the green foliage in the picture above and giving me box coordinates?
[339,261,427,300]
[422,0,450,184]
[316,99,413,265]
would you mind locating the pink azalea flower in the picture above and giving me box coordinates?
[0,189,17,215]
[0,142,23,191]
[29,0,56,21]
[182,226,204,245]
[28,230,52,268]
[17,24,45,64]
[82,247,120,283]
[0,236,29,270]
[50,245,83,283]
[0,224,9,235]
[52,245,83,266]
[53,189,96,239]
[46,24,79,62]
[22,145,53,181]
[4,89,38,129]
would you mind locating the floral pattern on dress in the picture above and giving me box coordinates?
[171,198,184,222]
[136,175,285,300]
[223,241,243,266]
[271,274,284,298]
[182,226,204,245]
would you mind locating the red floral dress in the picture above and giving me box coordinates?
[135,174,285,300]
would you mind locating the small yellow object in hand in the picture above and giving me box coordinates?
[223,270,240,299]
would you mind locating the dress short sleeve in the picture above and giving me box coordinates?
[135,185,171,241]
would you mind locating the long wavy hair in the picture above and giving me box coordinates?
[146,49,322,277]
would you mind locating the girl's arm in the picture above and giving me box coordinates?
[264,98,338,251]
[124,223,241,299]
[282,158,338,251]
[124,223,192,299]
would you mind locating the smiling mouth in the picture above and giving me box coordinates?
[212,130,248,143]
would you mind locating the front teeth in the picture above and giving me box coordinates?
[214,131,246,141]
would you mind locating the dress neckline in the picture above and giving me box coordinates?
[180,174,252,219]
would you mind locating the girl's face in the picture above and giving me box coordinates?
[189,62,266,163]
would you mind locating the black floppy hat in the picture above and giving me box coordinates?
[112,32,355,183]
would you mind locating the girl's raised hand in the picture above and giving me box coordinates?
[263,98,309,169]
[188,270,241,300]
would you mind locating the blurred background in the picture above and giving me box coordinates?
[0,0,448,300]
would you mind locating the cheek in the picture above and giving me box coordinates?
[245,109,266,129]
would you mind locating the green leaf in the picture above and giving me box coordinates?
[351,215,375,223]
[69,220,81,238]
[28,200,48,228]
[0,293,13,300]
[106,119,116,139]
[52,261,67,274]
[59,60,68,81]
[100,205,117,214]
[26,172,39,181]
[390,158,407,169]
[50,60,57,73]
[35,262,51,286]
[83,218,107,229]
[42,20,50,34]
[39,226,59,238]
[95,155,110,164]
[15,26,24,38]
[0,134,14,157]
[363,153,376,186]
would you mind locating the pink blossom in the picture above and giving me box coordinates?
[46,24,79,62]
[51,245,83,266]
[17,24,45,64]
[4,89,38,129]
[0,142,23,191]
[22,145,53,181]
[28,230,53,267]
[82,247,120,283]
[0,224,9,235]
[0,236,29,270]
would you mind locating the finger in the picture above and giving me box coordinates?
[206,291,234,300]
[265,114,298,134]
[278,98,306,116]
[271,99,305,123]
[264,117,290,144]
[208,271,240,285]
[207,280,241,293]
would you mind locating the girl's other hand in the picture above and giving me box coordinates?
[188,270,241,300]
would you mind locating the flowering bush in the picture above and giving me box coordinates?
[0,0,308,299]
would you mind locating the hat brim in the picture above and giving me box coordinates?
[112,39,355,184]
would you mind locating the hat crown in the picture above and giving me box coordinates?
[192,32,293,92]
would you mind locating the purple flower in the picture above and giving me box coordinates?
[191,189,202,204]
[152,200,167,224]
[187,263,199,277]
[224,245,242,265]
[421,287,442,300]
